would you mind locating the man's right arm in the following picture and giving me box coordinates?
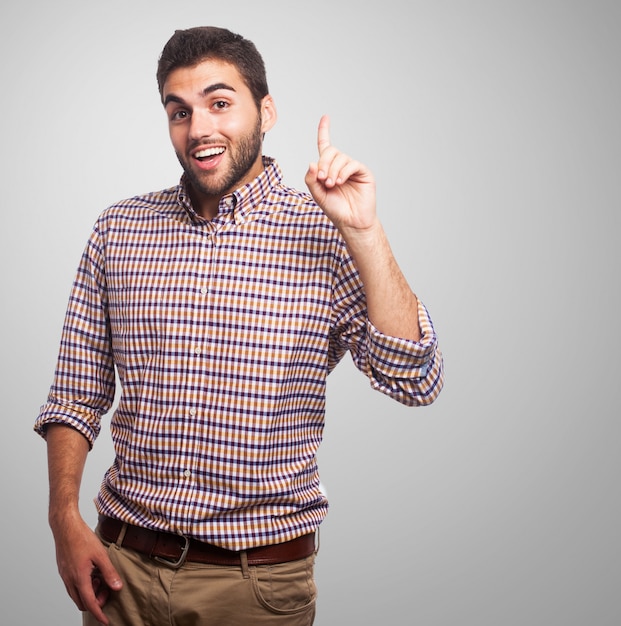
[46,424,122,626]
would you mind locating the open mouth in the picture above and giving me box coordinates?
[194,146,226,161]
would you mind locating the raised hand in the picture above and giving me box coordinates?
[305,115,377,234]
[305,115,421,341]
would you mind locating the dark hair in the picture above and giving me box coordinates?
[157,26,269,109]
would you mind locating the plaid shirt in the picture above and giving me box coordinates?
[35,157,444,550]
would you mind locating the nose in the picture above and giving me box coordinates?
[188,109,215,141]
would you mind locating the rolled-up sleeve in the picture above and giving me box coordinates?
[364,299,444,406]
[329,248,444,407]
[34,224,115,446]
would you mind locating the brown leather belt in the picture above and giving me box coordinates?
[98,515,315,568]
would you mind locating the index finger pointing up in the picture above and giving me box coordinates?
[317,114,331,155]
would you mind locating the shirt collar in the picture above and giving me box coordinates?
[176,157,282,225]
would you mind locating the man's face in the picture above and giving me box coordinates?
[162,59,276,217]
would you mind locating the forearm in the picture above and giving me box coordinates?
[45,424,121,623]
[342,220,421,342]
[46,423,90,532]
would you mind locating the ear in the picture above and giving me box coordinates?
[260,95,277,133]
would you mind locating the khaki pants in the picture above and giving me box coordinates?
[83,533,317,625]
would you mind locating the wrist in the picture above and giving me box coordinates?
[339,218,386,256]
[49,504,81,531]
[339,216,382,242]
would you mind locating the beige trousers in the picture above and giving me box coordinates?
[83,532,317,626]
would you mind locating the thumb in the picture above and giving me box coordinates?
[93,558,123,593]
[305,162,327,205]
[100,561,123,590]
[90,561,122,611]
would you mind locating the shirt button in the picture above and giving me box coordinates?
[189,408,197,417]
[194,347,202,356]
[183,469,191,478]
[200,286,209,295]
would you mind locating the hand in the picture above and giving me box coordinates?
[53,515,122,625]
[305,115,377,234]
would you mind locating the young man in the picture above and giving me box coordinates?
[36,27,444,625]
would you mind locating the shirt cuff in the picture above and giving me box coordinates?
[34,400,101,447]
[366,299,438,380]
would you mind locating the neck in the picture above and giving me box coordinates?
[188,186,221,220]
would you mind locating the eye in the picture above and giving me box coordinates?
[170,109,189,121]
[213,100,229,111]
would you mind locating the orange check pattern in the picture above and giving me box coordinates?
[35,158,444,550]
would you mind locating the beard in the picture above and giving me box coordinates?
[177,116,263,200]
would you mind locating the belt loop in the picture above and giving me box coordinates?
[114,522,128,551]
[240,551,250,579]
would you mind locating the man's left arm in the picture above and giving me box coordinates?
[305,115,423,341]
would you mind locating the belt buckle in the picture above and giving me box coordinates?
[154,533,191,569]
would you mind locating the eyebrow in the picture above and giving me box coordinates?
[163,82,237,107]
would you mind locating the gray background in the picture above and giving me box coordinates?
[1,0,619,624]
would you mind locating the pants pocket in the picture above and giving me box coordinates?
[251,555,317,615]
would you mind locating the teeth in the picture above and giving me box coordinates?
[195,147,225,159]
